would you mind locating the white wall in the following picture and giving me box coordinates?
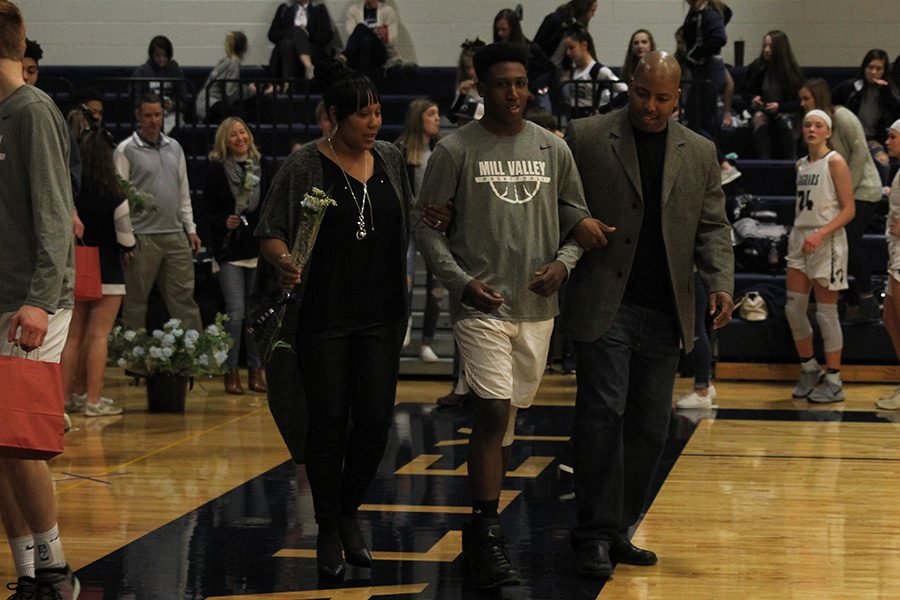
[17,0,900,69]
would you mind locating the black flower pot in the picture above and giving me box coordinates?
[146,374,190,413]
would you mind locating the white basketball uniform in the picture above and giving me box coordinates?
[786,150,848,290]
[886,169,900,293]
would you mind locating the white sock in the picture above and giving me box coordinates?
[33,524,66,571]
[801,358,820,372]
[825,372,842,386]
[10,535,35,578]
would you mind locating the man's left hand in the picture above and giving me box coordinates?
[528,261,568,297]
[708,291,734,330]
[188,233,202,254]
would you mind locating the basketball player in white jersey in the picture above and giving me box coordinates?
[785,109,855,403]
[875,119,900,409]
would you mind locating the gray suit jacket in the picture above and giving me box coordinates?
[563,108,733,352]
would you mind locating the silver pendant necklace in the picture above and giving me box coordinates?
[328,136,374,241]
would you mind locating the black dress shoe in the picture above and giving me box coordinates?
[316,527,346,581]
[575,543,613,578]
[609,538,657,566]
[340,514,373,567]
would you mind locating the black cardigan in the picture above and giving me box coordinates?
[200,162,264,263]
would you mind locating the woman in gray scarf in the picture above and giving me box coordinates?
[200,117,267,394]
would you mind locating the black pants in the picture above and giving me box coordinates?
[845,199,880,298]
[344,24,388,77]
[753,113,795,159]
[572,304,681,546]
[297,322,401,526]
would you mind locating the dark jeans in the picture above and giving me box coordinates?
[572,303,681,546]
[752,113,795,159]
[344,24,388,76]
[686,58,725,143]
[297,321,401,526]
[845,199,880,298]
[692,273,712,387]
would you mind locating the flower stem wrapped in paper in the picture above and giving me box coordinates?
[250,187,337,362]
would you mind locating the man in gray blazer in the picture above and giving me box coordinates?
[564,51,734,577]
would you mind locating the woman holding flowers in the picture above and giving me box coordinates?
[202,117,267,395]
[255,61,417,582]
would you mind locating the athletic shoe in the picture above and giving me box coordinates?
[6,576,36,599]
[721,165,742,186]
[419,345,439,363]
[34,566,80,600]
[84,399,124,417]
[807,378,845,404]
[676,384,717,409]
[792,368,824,398]
[462,520,523,589]
[65,393,86,413]
[876,387,900,410]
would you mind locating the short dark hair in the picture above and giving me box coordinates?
[148,35,174,61]
[135,92,163,111]
[0,1,25,61]
[316,60,380,124]
[472,42,529,84]
[24,37,41,62]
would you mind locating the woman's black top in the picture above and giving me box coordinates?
[297,152,405,333]
[76,183,127,285]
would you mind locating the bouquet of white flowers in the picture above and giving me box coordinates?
[250,187,337,362]
[109,314,233,377]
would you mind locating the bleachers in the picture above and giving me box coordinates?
[38,63,896,373]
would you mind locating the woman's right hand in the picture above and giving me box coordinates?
[276,255,302,291]
[225,215,241,230]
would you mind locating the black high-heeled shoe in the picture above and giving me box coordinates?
[316,526,346,581]
[339,514,373,567]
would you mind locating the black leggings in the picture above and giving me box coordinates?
[845,199,880,298]
[297,322,401,526]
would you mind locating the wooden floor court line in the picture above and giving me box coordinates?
[54,406,271,496]
[682,451,900,462]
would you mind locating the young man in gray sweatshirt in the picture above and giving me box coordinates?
[0,2,80,597]
[414,42,605,590]
[114,92,202,331]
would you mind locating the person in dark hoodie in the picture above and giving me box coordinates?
[681,0,730,142]
[131,35,186,133]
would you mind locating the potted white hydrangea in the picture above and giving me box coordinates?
[109,314,233,412]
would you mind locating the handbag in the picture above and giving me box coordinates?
[0,352,65,459]
[74,241,103,302]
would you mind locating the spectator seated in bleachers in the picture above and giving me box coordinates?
[621,29,656,85]
[131,35,186,134]
[557,26,626,120]
[267,0,334,82]
[74,87,105,127]
[493,8,554,112]
[341,0,403,82]
[832,49,900,190]
[448,39,484,125]
[741,30,803,160]
[195,31,270,124]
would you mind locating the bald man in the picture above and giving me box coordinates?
[564,51,734,577]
